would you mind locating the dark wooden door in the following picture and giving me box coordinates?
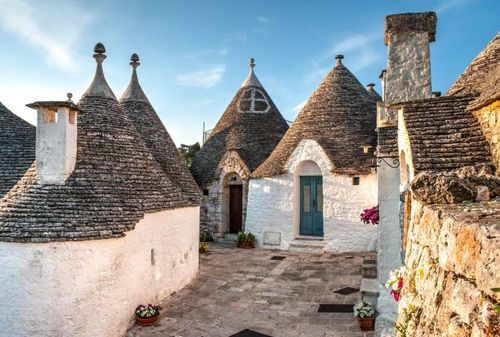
[229,185,243,233]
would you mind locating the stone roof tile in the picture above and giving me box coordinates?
[0,102,35,197]
[191,59,289,187]
[253,56,377,178]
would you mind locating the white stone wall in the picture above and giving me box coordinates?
[0,206,199,337]
[246,139,378,252]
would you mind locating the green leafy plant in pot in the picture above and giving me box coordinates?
[353,299,375,331]
[237,231,256,248]
[135,304,161,326]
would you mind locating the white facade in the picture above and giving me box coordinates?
[246,139,378,252]
[0,206,199,337]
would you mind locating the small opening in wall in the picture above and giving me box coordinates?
[44,110,58,123]
[150,249,155,265]
[352,177,360,185]
[69,110,76,125]
[203,189,209,196]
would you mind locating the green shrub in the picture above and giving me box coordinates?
[237,231,256,248]
[200,231,214,242]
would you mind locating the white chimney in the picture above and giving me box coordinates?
[27,96,81,185]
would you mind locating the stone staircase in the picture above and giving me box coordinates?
[360,258,379,307]
[288,238,325,254]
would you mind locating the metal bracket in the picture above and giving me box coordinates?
[374,156,400,168]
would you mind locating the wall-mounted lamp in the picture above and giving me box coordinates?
[360,145,373,154]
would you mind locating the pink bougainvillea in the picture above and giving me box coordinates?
[360,206,379,225]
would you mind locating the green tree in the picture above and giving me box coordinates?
[178,142,200,168]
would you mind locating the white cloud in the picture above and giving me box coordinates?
[218,47,229,56]
[224,32,248,43]
[0,0,94,72]
[256,16,269,24]
[176,65,226,89]
[329,33,379,71]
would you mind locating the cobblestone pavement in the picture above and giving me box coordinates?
[128,243,376,337]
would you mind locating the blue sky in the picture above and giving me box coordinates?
[0,0,498,146]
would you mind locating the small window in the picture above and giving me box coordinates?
[352,177,360,185]
[203,189,209,196]
[44,110,58,123]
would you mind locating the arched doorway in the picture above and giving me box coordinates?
[294,161,323,237]
[222,173,244,234]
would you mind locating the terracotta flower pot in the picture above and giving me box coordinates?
[357,316,374,331]
[136,315,159,326]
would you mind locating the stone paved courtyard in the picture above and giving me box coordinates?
[128,243,376,337]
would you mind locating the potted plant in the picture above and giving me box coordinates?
[199,241,208,254]
[135,304,161,326]
[353,299,375,331]
[237,231,256,248]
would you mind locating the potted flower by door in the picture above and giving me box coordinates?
[135,304,161,326]
[237,231,256,248]
[353,299,375,331]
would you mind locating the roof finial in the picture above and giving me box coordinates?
[130,53,140,70]
[67,93,73,102]
[93,42,107,65]
[241,57,263,88]
[366,83,375,92]
[335,54,344,65]
[81,42,116,100]
[249,58,255,70]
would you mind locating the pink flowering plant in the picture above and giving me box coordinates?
[385,266,405,302]
[360,206,379,225]
[135,304,161,318]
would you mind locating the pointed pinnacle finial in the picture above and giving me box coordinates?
[249,58,255,70]
[93,42,107,64]
[130,53,140,70]
[335,54,344,65]
[67,93,73,102]
[366,83,375,91]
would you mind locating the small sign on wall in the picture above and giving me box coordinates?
[263,231,281,245]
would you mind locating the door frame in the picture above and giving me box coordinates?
[229,184,243,234]
[299,175,324,236]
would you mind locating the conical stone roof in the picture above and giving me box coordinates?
[120,53,201,204]
[447,33,500,97]
[0,44,189,243]
[253,55,377,178]
[0,102,35,197]
[191,58,289,187]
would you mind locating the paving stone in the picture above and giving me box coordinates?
[127,244,376,337]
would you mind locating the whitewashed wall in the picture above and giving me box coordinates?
[246,139,378,252]
[0,206,199,337]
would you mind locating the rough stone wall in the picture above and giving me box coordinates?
[246,139,378,252]
[472,101,500,175]
[385,32,433,104]
[200,150,250,237]
[0,206,200,337]
[396,200,499,337]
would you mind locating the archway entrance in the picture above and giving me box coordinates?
[294,160,324,237]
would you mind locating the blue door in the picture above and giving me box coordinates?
[300,176,323,236]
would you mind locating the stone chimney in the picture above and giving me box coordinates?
[384,12,437,104]
[27,95,82,185]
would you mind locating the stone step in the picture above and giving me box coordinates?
[224,233,238,241]
[288,239,325,254]
[360,277,379,308]
[362,259,377,279]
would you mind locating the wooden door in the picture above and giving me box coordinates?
[229,185,243,233]
[300,176,323,236]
